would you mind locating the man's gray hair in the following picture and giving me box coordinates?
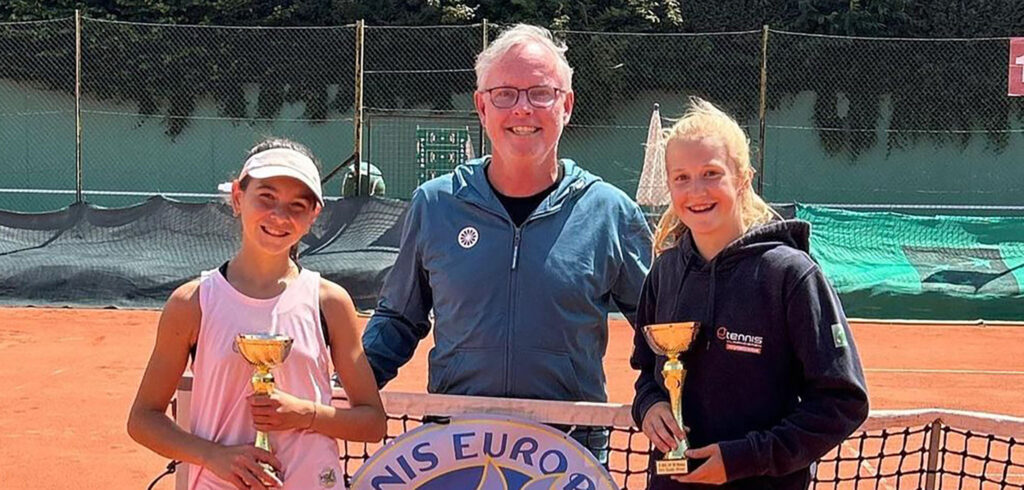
[475,24,574,90]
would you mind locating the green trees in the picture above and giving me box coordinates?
[5,1,1020,38]
[3,0,1021,150]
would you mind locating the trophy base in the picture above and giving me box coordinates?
[655,459,689,475]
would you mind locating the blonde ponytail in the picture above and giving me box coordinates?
[653,207,686,256]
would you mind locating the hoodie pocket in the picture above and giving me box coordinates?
[512,348,585,401]
[431,352,465,393]
[430,348,504,396]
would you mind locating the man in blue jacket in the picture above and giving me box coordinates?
[361,24,653,460]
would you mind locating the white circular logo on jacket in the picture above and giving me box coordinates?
[458,226,479,249]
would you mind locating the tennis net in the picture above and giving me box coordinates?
[173,376,1023,489]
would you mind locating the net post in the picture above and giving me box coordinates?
[353,20,365,196]
[924,418,943,490]
[75,10,83,204]
[757,24,768,197]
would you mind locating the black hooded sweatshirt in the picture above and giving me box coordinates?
[631,220,869,490]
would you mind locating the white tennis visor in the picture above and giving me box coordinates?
[230,148,324,206]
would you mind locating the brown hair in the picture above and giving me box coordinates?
[653,97,777,256]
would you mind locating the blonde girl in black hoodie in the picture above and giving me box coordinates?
[631,98,869,489]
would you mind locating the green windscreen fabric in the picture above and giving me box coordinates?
[797,205,1024,321]
[0,196,405,310]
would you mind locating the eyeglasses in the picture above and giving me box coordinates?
[482,85,565,109]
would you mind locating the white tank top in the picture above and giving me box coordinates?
[188,266,344,489]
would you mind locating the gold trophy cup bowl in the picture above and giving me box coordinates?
[236,333,294,477]
[642,322,700,475]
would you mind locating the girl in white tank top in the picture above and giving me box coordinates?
[128,139,386,490]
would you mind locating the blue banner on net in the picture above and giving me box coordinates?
[351,414,617,490]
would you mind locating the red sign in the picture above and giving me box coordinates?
[1010,38,1024,96]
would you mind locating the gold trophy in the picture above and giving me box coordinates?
[236,333,294,475]
[642,322,700,475]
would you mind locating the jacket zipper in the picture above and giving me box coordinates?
[511,228,522,270]
[505,226,522,394]
[503,210,557,393]
[462,190,574,396]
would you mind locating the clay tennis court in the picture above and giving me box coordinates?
[0,307,1021,489]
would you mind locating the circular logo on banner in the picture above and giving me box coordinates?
[457,226,479,249]
[350,414,617,490]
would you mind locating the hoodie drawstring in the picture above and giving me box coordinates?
[705,260,718,350]
[670,256,694,320]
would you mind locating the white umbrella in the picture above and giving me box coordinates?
[636,103,668,206]
[464,131,475,161]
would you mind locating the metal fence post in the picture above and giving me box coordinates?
[757,24,768,197]
[353,20,365,196]
[479,19,488,157]
[75,10,83,203]
[924,418,943,490]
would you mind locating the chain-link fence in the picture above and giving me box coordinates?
[0,18,76,211]
[764,30,1024,208]
[362,25,482,197]
[2,17,1023,212]
[79,19,355,208]
[561,30,763,194]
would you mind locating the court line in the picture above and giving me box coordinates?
[850,321,1024,328]
[836,446,1023,487]
[865,368,1024,376]
[837,440,896,490]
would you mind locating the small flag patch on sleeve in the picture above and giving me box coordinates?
[832,323,848,348]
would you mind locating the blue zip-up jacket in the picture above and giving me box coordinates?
[631,220,869,490]
[362,157,652,403]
